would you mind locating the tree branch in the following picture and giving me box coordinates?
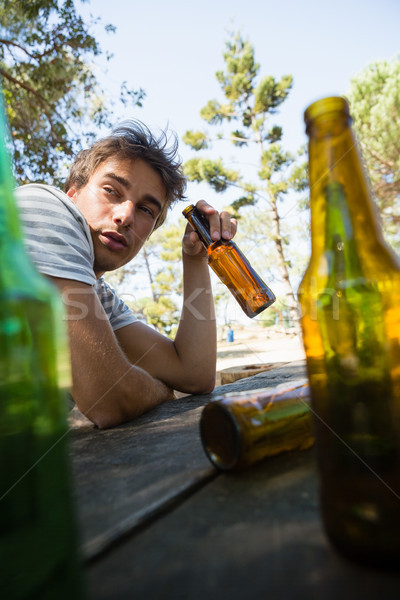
[362,143,395,173]
[0,66,51,109]
[0,32,76,62]
[0,38,38,59]
[0,66,70,150]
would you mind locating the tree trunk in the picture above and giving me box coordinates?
[142,247,158,303]
[269,197,300,330]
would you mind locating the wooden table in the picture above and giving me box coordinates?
[68,361,400,599]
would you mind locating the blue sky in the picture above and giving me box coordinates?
[80,0,399,215]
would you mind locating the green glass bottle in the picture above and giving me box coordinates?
[298,96,400,567]
[0,94,85,596]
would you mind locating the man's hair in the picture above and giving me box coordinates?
[64,120,187,229]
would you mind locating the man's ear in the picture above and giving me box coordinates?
[66,187,77,201]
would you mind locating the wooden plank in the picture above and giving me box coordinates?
[219,361,288,384]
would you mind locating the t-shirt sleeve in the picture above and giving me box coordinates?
[95,278,138,331]
[15,184,96,285]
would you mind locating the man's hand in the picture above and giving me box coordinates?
[182,200,238,258]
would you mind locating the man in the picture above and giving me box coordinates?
[16,121,237,429]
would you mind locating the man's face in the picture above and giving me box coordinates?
[67,157,167,277]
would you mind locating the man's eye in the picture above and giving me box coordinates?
[104,186,116,195]
[140,205,155,217]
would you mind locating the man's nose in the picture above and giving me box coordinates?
[113,201,134,229]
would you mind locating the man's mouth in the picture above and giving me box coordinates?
[99,231,128,251]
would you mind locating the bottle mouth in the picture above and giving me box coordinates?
[182,204,195,217]
[304,96,350,130]
[200,403,241,470]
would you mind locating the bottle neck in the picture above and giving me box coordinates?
[307,110,383,257]
[0,118,24,249]
[0,184,24,248]
[183,205,214,247]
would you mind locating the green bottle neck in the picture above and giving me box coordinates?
[0,133,35,292]
[0,187,24,246]
[0,128,24,248]
[307,112,384,259]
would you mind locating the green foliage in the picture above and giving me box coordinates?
[182,130,209,151]
[254,74,292,113]
[265,125,282,143]
[347,57,400,249]
[216,33,259,101]
[184,157,240,192]
[230,194,257,214]
[231,129,248,147]
[0,0,145,186]
[200,99,234,123]
[289,161,309,193]
[135,296,179,338]
[260,144,292,176]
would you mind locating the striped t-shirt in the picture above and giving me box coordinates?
[15,183,137,331]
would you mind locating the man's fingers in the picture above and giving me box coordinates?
[188,200,237,249]
[220,210,237,239]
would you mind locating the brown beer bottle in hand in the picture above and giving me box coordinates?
[183,204,275,318]
[298,96,400,567]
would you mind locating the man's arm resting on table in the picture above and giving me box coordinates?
[52,277,174,429]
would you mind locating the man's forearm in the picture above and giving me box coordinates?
[172,253,217,392]
[76,362,174,429]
